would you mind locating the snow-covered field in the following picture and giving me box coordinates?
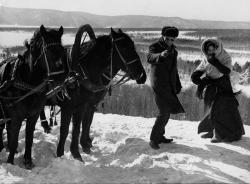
[1,30,250,66]
[0,112,250,183]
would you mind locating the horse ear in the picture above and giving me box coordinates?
[58,26,64,37]
[111,27,116,36]
[118,29,123,33]
[24,40,30,49]
[40,24,46,36]
[18,54,24,61]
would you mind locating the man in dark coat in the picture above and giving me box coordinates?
[147,26,185,149]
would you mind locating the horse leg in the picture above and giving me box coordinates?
[53,106,58,126]
[80,105,94,154]
[49,106,54,127]
[6,118,22,164]
[40,109,51,134]
[86,106,95,148]
[0,123,5,152]
[70,111,83,161]
[54,115,58,126]
[23,115,39,170]
[57,108,72,157]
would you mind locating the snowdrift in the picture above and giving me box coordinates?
[0,113,250,183]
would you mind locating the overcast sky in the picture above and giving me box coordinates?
[1,0,250,22]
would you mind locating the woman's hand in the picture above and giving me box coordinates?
[207,53,217,65]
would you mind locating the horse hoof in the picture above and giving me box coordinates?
[45,129,51,134]
[70,148,83,160]
[87,142,93,148]
[80,140,92,149]
[43,128,51,134]
[23,159,35,170]
[41,121,52,134]
[57,152,64,158]
[82,147,91,154]
[0,144,4,152]
[74,156,83,162]
[7,158,14,165]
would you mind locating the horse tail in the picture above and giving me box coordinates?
[71,24,96,66]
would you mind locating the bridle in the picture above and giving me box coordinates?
[34,37,64,77]
[111,37,139,76]
[45,33,145,100]
[76,35,142,93]
[103,35,143,88]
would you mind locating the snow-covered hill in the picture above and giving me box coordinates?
[0,112,250,183]
[1,6,250,29]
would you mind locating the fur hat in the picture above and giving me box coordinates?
[161,26,179,37]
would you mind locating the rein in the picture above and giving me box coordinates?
[0,79,52,107]
[8,80,52,107]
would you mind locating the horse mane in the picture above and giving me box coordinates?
[79,35,111,62]
[17,29,44,81]
[96,34,110,43]
[29,29,43,52]
[116,31,132,40]
[97,30,132,43]
[22,40,30,57]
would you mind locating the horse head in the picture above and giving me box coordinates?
[29,25,65,79]
[110,28,146,84]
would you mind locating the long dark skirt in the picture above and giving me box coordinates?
[198,90,245,142]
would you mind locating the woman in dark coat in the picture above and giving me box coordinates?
[147,26,185,149]
[191,39,245,143]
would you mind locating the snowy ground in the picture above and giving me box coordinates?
[0,112,250,184]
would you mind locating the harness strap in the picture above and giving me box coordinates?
[13,80,35,91]
[8,80,49,107]
[0,101,7,119]
[102,73,112,81]
[11,58,19,80]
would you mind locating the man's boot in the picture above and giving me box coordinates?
[149,140,160,150]
[160,136,173,143]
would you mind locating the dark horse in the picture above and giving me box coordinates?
[40,24,147,161]
[0,25,65,169]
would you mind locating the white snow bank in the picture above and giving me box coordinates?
[0,113,250,183]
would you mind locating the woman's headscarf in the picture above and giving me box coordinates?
[196,38,232,79]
